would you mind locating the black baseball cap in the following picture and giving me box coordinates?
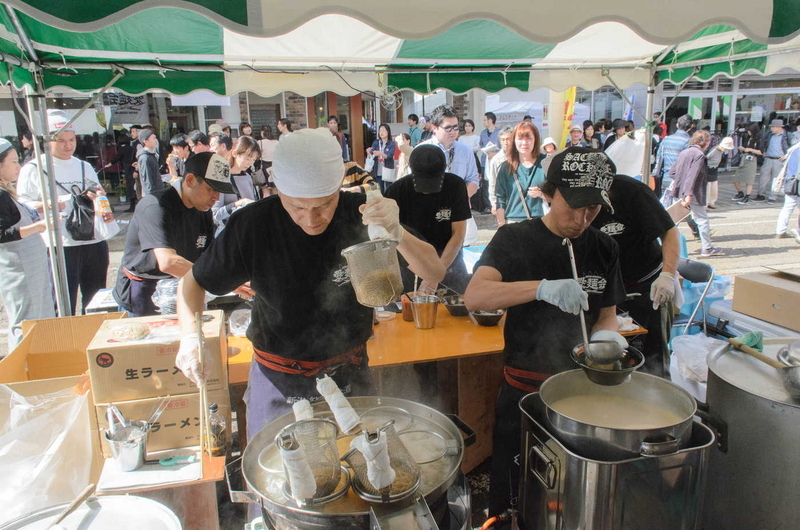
[546,147,615,213]
[184,152,234,194]
[612,118,628,130]
[409,144,446,193]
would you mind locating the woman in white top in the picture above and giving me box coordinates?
[277,118,293,141]
[458,119,481,153]
[394,133,412,179]
[258,125,279,167]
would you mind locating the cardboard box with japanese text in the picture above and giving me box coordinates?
[95,390,230,456]
[87,311,227,403]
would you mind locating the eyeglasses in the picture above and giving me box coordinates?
[439,124,460,133]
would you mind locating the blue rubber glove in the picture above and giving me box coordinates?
[536,279,589,315]
[591,330,629,349]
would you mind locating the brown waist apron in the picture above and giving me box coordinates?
[503,366,551,393]
[253,344,365,377]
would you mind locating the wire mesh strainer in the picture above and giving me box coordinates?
[343,420,421,503]
[275,418,342,502]
[341,239,404,308]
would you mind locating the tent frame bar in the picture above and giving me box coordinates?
[51,71,124,139]
[655,45,800,72]
[602,69,649,124]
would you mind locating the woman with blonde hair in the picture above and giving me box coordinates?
[212,136,261,231]
[495,121,546,225]
[0,138,54,348]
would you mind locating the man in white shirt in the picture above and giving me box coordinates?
[420,105,479,197]
[17,110,110,315]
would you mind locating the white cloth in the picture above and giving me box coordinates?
[605,131,647,179]
[258,138,279,161]
[292,400,314,421]
[272,129,343,198]
[457,135,481,153]
[350,431,396,490]
[17,156,102,247]
[316,375,360,434]
[279,443,317,503]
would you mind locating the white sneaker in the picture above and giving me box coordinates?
[792,228,800,245]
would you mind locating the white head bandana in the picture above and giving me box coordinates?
[47,110,75,134]
[272,128,344,198]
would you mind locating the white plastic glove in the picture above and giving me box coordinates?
[649,271,676,310]
[360,196,405,242]
[535,279,588,315]
[591,330,629,349]
[176,334,209,386]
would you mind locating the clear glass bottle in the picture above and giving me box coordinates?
[208,403,227,457]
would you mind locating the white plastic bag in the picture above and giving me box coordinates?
[671,334,726,383]
[0,385,92,523]
[605,130,647,179]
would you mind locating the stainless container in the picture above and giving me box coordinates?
[539,370,696,460]
[519,393,714,530]
[230,396,475,529]
[701,340,800,530]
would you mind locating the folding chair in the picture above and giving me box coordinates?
[674,257,715,335]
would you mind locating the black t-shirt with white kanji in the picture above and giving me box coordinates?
[591,175,675,287]
[191,192,374,363]
[384,173,471,255]
[120,185,214,280]
[476,218,625,375]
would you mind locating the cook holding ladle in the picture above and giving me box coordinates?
[465,147,628,524]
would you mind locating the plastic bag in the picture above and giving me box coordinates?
[671,334,727,383]
[605,130,647,179]
[0,385,92,523]
[152,278,180,315]
[229,308,251,337]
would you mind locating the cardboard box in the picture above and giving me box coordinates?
[95,390,231,457]
[0,313,126,384]
[733,271,800,332]
[87,311,228,403]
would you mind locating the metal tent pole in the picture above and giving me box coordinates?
[641,70,656,186]
[24,86,72,316]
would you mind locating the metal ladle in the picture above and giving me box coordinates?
[730,339,800,399]
[562,238,624,365]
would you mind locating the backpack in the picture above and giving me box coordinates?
[56,163,96,241]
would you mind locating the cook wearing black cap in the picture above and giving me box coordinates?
[603,118,630,150]
[465,147,627,521]
[385,144,472,293]
[113,152,237,316]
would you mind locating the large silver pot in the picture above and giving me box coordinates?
[233,396,474,529]
[539,370,696,460]
[701,339,800,530]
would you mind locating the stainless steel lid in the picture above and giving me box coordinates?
[708,338,800,407]
[0,496,181,529]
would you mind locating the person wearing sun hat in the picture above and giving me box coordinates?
[17,109,110,315]
[0,137,55,348]
[465,146,627,520]
[112,152,232,317]
[173,128,445,440]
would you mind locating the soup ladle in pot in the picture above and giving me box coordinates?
[730,338,800,399]
[562,238,624,365]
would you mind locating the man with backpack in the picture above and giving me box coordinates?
[17,110,110,315]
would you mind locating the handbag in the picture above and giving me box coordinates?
[784,176,799,197]
[55,163,96,241]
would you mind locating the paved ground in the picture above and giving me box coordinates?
[1,169,799,353]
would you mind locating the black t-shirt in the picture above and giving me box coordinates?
[192,192,374,362]
[120,185,215,280]
[385,173,471,255]
[592,175,675,287]
[476,219,625,374]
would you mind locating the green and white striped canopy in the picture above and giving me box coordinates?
[0,1,798,96]
[657,25,800,84]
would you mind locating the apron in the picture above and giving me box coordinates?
[0,199,55,348]
[243,346,374,441]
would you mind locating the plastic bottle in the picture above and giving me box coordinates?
[95,195,114,223]
[208,403,227,457]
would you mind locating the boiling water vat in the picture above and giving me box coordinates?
[549,395,684,429]
[254,414,456,513]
